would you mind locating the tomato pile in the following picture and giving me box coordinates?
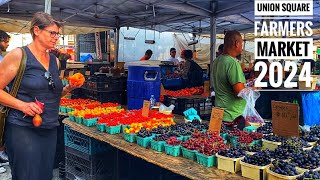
[165,86,204,97]
[97,109,175,133]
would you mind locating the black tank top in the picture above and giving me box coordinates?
[7,46,63,128]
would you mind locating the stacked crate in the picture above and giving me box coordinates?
[64,125,116,180]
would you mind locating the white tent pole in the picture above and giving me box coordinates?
[44,0,51,14]
[209,1,217,90]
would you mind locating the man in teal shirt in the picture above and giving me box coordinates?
[212,30,246,129]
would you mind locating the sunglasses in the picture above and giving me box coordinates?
[43,71,55,90]
[42,29,61,38]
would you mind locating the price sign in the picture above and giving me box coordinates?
[142,100,150,117]
[272,101,299,137]
[208,107,224,134]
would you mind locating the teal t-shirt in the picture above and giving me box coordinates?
[212,55,246,122]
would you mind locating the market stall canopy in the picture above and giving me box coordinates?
[0,0,282,34]
[1,1,320,34]
[0,17,109,34]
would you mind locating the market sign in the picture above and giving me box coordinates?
[272,101,299,137]
[208,107,224,134]
[142,100,150,117]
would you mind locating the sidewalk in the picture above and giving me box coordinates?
[0,165,60,180]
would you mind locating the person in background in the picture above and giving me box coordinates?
[212,30,247,130]
[216,44,224,57]
[0,12,82,180]
[302,59,316,75]
[140,49,153,61]
[0,30,11,174]
[0,30,10,62]
[167,48,179,65]
[183,50,204,87]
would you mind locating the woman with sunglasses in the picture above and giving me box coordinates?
[0,12,81,180]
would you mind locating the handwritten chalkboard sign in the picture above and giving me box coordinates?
[272,101,299,137]
[79,32,107,54]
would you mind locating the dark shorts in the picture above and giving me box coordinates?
[5,122,57,180]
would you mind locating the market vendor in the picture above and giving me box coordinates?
[212,30,247,130]
[140,49,153,61]
[167,48,179,65]
[183,50,204,87]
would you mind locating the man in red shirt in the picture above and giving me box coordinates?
[140,49,153,61]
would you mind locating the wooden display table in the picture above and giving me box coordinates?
[63,119,246,180]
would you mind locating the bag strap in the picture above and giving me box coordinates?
[9,47,27,97]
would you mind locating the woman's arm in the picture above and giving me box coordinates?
[0,48,42,116]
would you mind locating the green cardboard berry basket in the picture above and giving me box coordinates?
[136,135,154,148]
[150,140,165,152]
[66,107,74,113]
[124,132,136,143]
[164,144,181,157]
[75,116,83,124]
[196,152,217,167]
[59,106,67,113]
[68,114,76,122]
[83,118,98,127]
[181,147,197,161]
[105,125,121,135]
[121,125,130,133]
[182,135,191,142]
[96,123,106,132]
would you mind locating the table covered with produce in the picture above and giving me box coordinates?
[60,98,320,180]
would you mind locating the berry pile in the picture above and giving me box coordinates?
[298,170,320,180]
[263,135,284,142]
[220,124,229,134]
[218,147,246,158]
[274,139,303,160]
[137,128,152,138]
[312,145,320,153]
[243,150,273,166]
[291,151,320,170]
[237,133,253,144]
[230,129,243,137]
[257,122,272,134]
[153,134,172,141]
[310,125,320,138]
[270,160,299,176]
[245,144,262,153]
[301,134,319,143]
[182,132,228,156]
[250,132,264,140]
[166,137,182,146]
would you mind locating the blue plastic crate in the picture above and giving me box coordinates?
[128,66,160,81]
[127,80,161,99]
[64,126,110,155]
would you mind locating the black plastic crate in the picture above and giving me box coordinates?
[65,146,115,180]
[64,126,111,155]
[86,76,127,92]
[70,88,86,99]
[90,90,127,104]
[164,95,212,116]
